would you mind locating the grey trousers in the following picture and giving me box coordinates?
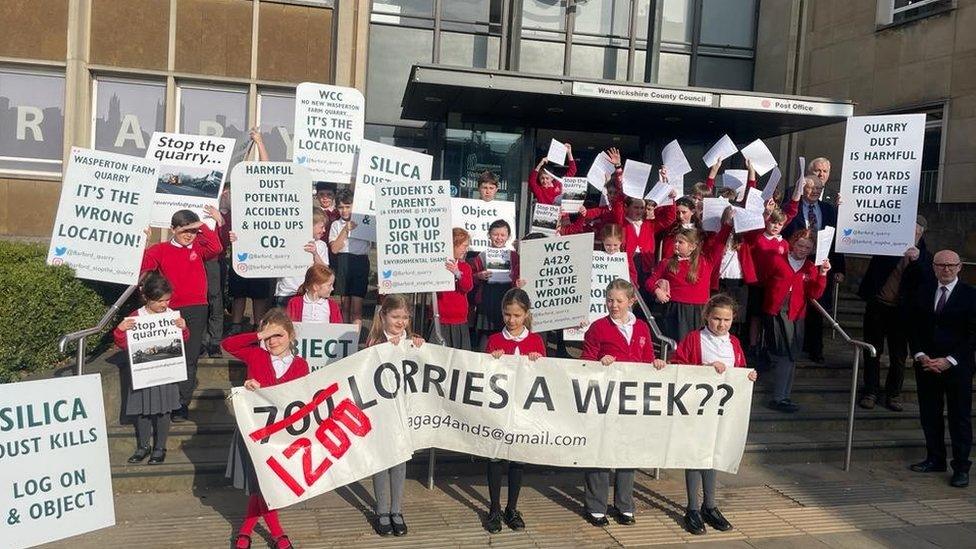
[770,355,796,402]
[372,462,406,515]
[584,469,635,515]
[685,469,717,510]
[202,258,223,347]
[135,413,171,450]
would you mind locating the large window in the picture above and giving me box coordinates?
[92,78,166,157]
[176,84,249,168]
[257,90,295,162]
[0,68,65,175]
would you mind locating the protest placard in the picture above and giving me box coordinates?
[662,139,692,178]
[145,132,234,227]
[703,134,738,167]
[546,139,568,166]
[702,197,730,233]
[126,310,187,390]
[294,322,360,372]
[560,177,589,214]
[1,375,115,548]
[740,138,777,176]
[47,148,157,285]
[531,203,561,235]
[484,247,513,283]
[816,226,836,265]
[836,114,925,256]
[564,251,631,341]
[520,233,593,332]
[351,140,433,242]
[450,198,517,252]
[293,83,364,183]
[622,159,653,198]
[586,152,615,189]
[229,162,313,278]
[376,179,454,294]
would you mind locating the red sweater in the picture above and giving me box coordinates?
[485,332,547,357]
[669,329,747,367]
[140,224,223,308]
[529,159,577,204]
[113,307,190,349]
[437,261,474,325]
[761,255,827,320]
[221,332,309,387]
[286,295,344,323]
[646,225,731,305]
[710,238,758,290]
[620,206,675,279]
[581,316,656,363]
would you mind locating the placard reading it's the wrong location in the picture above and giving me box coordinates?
[376,179,454,294]
[293,83,364,184]
[294,322,360,372]
[520,233,594,332]
[0,374,115,549]
[230,162,313,278]
[836,114,925,256]
[47,147,157,285]
[351,140,433,242]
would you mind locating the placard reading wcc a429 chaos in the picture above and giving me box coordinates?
[293,82,365,184]
[0,374,115,549]
[375,179,455,294]
[350,140,433,242]
[46,148,158,285]
[230,162,314,278]
[519,233,594,332]
[145,132,235,227]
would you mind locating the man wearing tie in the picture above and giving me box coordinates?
[908,250,976,487]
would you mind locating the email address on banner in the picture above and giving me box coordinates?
[408,414,587,447]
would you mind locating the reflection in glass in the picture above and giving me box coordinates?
[441,0,500,23]
[661,0,694,43]
[444,128,523,205]
[440,32,500,69]
[93,79,166,157]
[700,0,756,48]
[695,55,753,90]
[522,0,566,31]
[178,86,249,170]
[658,52,690,86]
[518,39,565,75]
[366,25,433,125]
[258,92,295,162]
[574,0,630,37]
[372,0,433,17]
[570,44,627,80]
[0,70,65,173]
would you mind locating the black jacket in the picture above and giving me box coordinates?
[908,280,976,371]
[782,199,846,275]
[857,237,934,306]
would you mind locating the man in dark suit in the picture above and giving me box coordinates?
[857,216,933,411]
[908,250,976,487]
[782,158,846,362]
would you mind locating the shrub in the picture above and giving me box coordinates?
[0,241,107,382]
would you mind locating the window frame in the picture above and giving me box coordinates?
[0,65,68,178]
[255,87,297,161]
[876,0,955,29]
[173,81,250,135]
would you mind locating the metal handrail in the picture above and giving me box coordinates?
[808,298,877,472]
[830,281,840,340]
[58,284,138,375]
[426,292,445,490]
[635,293,677,361]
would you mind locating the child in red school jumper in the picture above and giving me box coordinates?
[223,309,307,549]
[286,264,343,323]
[470,219,516,348]
[483,288,546,534]
[760,229,830,413]
[113,272,189,465]
[433,228,474,350]
[529,143,576,204]
[366,294,425,537]
[658,196,702,264]
[580,279,657,527]
[141,207,224,422]
[619,188,677,285]
[661,294,757,536]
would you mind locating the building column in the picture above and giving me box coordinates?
[63,0,92,155]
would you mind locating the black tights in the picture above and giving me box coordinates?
[135,413,171,450]
[487,460,524,513]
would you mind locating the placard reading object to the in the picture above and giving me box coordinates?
[293,82,365,183]
[451,198,517,252]
[145,132,235,227]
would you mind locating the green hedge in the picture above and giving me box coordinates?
[0,241,107,382]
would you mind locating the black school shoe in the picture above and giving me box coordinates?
[586,513,609,527]
[485,510,504,533]
[391,514,408,536]
[127,446,151,463]
[766,399,799,413]
[701,506,732,531]
[147,449,167,465]
[683,510,706,535]
[504,508,525,530]
[375,514,393,536]
[611,506,635,525]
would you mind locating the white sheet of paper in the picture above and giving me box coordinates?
[796,156,806,190]
[622,159,653,198]
[744,188,765,212]
[732,207,766,233]
[762,166,782,201]
[702,198,730,233]
[645,180,673,206]
[722,169,749,190]
[816,226,835,265]
[740,139,777,176]
[703,134,738,167]
[547,139,568,166]
[586,153,616,189]
[662,139,692,178]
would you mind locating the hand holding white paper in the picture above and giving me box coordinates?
[622,159,653,198]
[703,134,738,167]
[722,169,749,190]
[702,198,730,233]
[547,139,568,166]
[662,139,692,178]
[645,180,674,207]
[762,166,782,201]
[732,191,766,233]
[740,139,778,176]
[586,153,616,189]
[816,226,835,265]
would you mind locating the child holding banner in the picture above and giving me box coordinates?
[223,309,307,549]
[662,294,756,535]
[470,220,515,347]
[529,143,576,205]
[112,273,188,465]
[329,189,370,329]
[366,295,425,537]
[141,207,224,422]
[286,264,343,323]
[433,228,475,349]
[483,288,545,533]
[580,279,657,526]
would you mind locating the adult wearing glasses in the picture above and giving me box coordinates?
[908,250,976,487]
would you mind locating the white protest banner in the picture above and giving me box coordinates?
[376,179,453,294]
[836,114,925,256]
[761,166,782,201]
[231,343,755,510]
[703,134,738,167]
[520,233,593,332]
[564,251,631,341]
[145,132,234,227]
[722,169,749,190]
[561,177,589,214]
[622,159,653,198]
[662,139,692,178]
[293,82,364,183]
[485,248,513,283]
[816,226,836,265]
[1,375,115,548]
[531,203,561,235]
[702,198,730,233]
[230,162,314,278]
[740,138,777,176]
[294,322,360,372]
[546,139,568,166]
[126,310,187,390]
[47,148,157,285]
[351,140,433,241]
[586,153,615,189]
[451,198,517,252]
